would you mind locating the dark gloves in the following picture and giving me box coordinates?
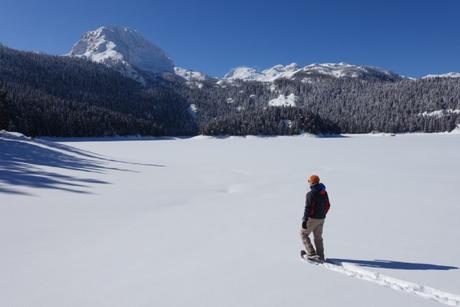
[302,220,307,229]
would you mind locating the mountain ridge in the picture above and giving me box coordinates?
[66,26,460,84]
[222,62,403,83]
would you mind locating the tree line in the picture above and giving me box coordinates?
[1,44,459,137]
[178,76,460,134]
[0,45,196,137]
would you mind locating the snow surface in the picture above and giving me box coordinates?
[419,109,460,118]
[451,124,460,134]
[268,93,298,107]
[1,132,460,306]
[174,67,208,88]
[302,62,399,79]
[174,67,207,82]
[174,66,209,82]
[223,64,301,82]
[422,72,460,79]
[68,26,174,83]
[304,258,460,306]
[187,104,198,115]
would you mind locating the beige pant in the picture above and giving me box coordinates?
[300,218,325,258]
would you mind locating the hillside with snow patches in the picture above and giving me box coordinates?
[1,131,460,306]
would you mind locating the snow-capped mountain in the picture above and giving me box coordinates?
[174,67,208,82]
[67,26,403,86]
[174,67,211,88]
[422,72,460,79]
[224,67,263,82]
[301,63,401,80]
[224,64,300,82]
[68,26,174,83]
[223,62,402,82]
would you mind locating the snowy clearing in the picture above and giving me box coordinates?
[419,109,460,118]
[1,132,460,306]
[268,93,298,107]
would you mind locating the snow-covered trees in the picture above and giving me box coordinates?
[201,107,339,135]
[0,45,196,137]
[1,44,459,137]
[0,86,9,130]
[178,77,460,134]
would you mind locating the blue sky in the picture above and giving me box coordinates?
[1,0,459,77]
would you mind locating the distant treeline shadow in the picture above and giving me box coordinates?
[328,258,458,271]
[0,133,163,195]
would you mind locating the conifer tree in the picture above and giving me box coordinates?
[0,86,9,130]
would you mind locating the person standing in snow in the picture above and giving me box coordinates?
[300,175,330,261]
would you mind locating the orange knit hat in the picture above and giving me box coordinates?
[308,175,320,185]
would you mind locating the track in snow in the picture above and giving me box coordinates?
[303,258,460,306]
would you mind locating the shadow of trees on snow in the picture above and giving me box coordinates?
[0,133,163,195]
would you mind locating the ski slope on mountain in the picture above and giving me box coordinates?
[1,132,460,307]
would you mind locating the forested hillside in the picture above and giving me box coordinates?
[0,45,196,136]
[179,77,460,134]
[1,44,459,137]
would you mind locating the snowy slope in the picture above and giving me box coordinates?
[223,62,402,82]
[422,72,460,79]
[68,26,174,83]
[174,67,210,88]
[1,132,460,306]
[302,62,401,80]
[224,64,300,82]
[174,67,208,82]
[268,93,298,107]
[419,109,460,118]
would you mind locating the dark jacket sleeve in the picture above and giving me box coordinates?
[324,192,331,214]
[303,192,313,221]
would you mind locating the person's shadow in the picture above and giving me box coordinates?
[328,258,458,271]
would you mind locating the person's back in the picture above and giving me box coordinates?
[304,182,330,220]
[300,175,330,261]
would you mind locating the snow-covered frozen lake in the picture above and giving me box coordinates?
[1,132,459,306]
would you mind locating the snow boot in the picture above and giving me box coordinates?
[301,250,320,260]
[300,250,307,258]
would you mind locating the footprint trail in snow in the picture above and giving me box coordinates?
[304,259,460,306]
